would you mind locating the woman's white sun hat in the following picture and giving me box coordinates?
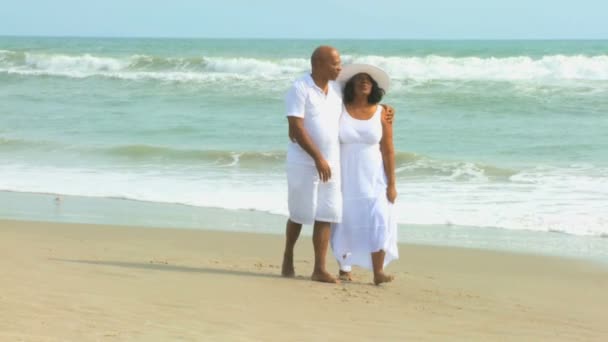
[337,63,390,92]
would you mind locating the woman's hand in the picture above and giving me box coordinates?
[387,185,397,203]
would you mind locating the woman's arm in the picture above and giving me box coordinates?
[380,107,397,203]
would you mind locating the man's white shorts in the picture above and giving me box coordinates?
[287,163,342,225]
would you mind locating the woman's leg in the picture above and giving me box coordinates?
[371,250,394,285]
[338,264,353,281]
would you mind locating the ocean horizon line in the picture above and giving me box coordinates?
[1,34,607,41]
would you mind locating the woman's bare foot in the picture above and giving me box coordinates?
[338,270,353,281]
[311,270,339,283]
[281,253,295,277]
[373,272,394,285]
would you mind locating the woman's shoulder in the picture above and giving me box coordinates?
[375,104,386,119]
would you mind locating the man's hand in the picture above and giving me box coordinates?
[314,157,332,182]
[381,104,395,124]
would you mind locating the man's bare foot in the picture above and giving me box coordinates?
[281,253,295,277]
[338,270,352,281]
[311,270,339,283]
[373,272,394,285]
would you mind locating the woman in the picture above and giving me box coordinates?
[331,64,398,285]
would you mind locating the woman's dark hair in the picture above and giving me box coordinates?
[343,73,385,105]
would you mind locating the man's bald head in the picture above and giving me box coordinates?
[311,46,338,66]
[310,46,342,81]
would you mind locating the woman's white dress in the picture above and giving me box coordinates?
[331,105,399,271]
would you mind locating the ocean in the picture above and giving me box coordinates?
[1,37,607,260]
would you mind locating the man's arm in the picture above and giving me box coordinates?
[288,117,332,182]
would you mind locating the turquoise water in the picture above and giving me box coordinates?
[1,37,608,241]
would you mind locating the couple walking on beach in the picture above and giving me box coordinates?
[281,46,398,285]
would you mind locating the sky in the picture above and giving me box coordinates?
[1,0,607,39]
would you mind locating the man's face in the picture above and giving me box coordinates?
[323,50,342,81]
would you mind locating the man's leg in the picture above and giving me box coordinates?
[311,220,338,283]
[281,219,302,277]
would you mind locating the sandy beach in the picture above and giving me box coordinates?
[1,219,607,341]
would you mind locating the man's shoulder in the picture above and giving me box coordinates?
[329,80,343,96]
[291,74,313,89]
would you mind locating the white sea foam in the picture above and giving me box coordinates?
[2,52,608,83]
[398,164,608,236]
[353,54,608,81]
[24,53,129,73]
[0,163,606,237]
[204,57,306,76]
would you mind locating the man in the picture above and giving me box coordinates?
[282,45,343,283]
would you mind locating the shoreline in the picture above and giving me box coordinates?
[1,190,607,264]
[2,218,607,341]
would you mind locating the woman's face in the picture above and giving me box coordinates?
[351,73,373,97]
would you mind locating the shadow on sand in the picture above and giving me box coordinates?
[49,258,311,281]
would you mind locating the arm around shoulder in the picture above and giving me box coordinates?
[380,103,395,124]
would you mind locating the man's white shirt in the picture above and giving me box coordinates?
[285,74,343,167]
